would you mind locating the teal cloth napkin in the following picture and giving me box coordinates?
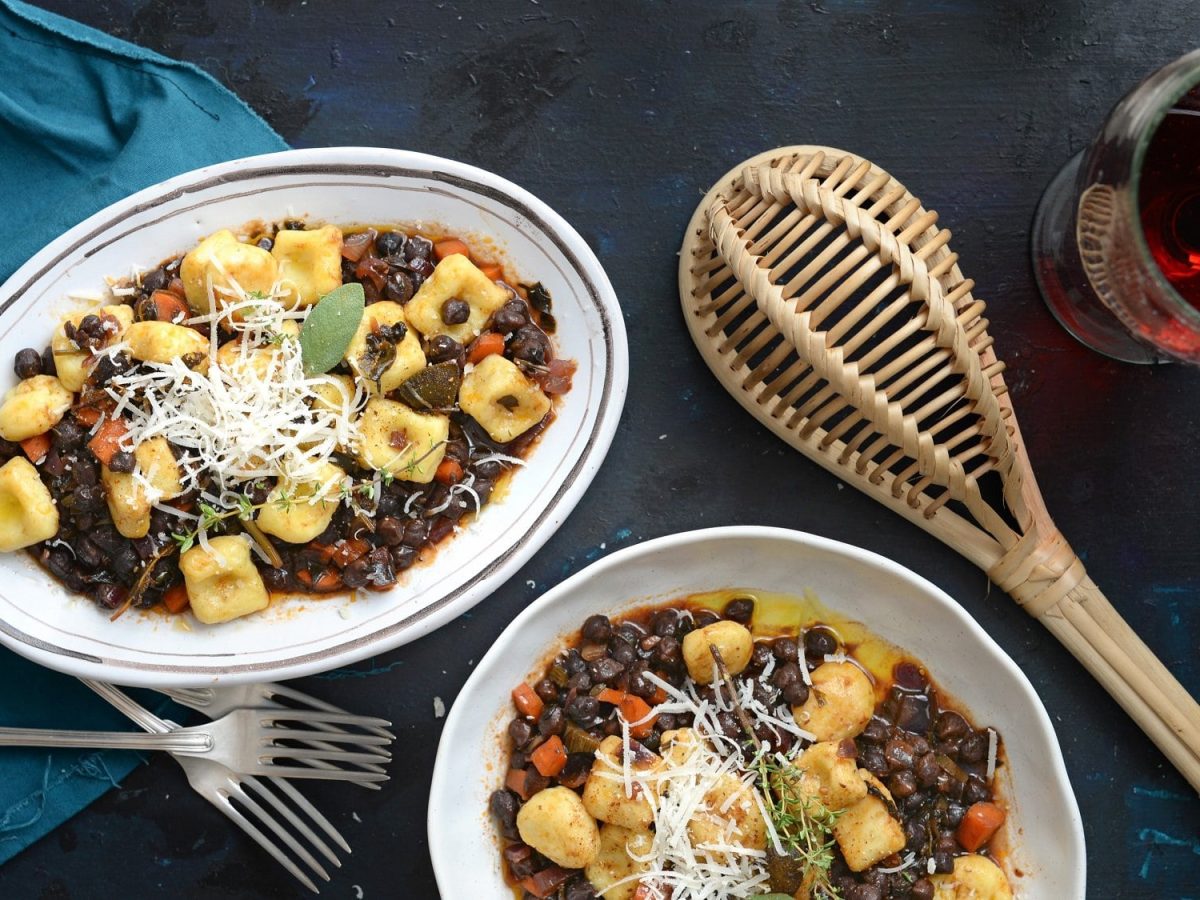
[0,0,286,864]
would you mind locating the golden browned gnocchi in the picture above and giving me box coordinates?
[931,854,1014,899]
[583,825,653,900]
[686,772,767,858]
[682,619,753,682]
[784,739,869,812]
[181,229,278,313]
[255,462,345,544]
[0,375,73,441]
[515,786,600,869]
[581,735,661,831]
[271,225,342,305]
[355,398,449,482]
[457,354,551,443]
[832,772,906,871]
[0,457,58,551]
[101,437,184,539]
[344,300,426,393]
[52,304,134,391]
[404,253,509,342]
[792,660,876,741]
[125,320,211,371]
[178,535,270,625]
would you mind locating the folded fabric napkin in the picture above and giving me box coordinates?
[0,0,285,864]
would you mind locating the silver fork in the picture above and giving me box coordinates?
[85,681,348,893]
[159,682,394,737]
[0,706,393,782]
[158,682,391,788]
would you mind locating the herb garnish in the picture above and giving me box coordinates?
[299,282,365,375]
[170,491,293,554]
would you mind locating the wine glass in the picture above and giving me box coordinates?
[1031,49,1200,364]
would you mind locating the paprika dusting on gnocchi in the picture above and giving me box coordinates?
[0,222,573,623]
[491,593,1012,900]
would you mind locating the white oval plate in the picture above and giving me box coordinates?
[429,526,1086,899]
[0,147,627,687]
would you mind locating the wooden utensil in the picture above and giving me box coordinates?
[678,145,1200,791]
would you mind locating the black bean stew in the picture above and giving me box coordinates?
[490,595,1011,900]
[0,222,573,620]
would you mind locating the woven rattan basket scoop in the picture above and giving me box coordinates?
[679,145,1200,791]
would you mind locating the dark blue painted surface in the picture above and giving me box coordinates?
[6,1,1200,897]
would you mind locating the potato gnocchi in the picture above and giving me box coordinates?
[3,221,569,623]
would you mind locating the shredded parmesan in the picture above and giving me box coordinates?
[108,298,365,501]
[986,727,998,780]
[877,851,917,873]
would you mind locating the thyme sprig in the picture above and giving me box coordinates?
[170,491,292,553]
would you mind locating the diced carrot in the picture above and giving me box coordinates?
[956,801,1006,851]
[20,433,51,464]
[595,689,656,738]
[308,543,337,564]
[632,884,656,900]
[74,406,103,427]
[434,458,463,485]
[87,418,128,466]
[467,332,506,365]
[433,238,471,262]
[519,867,572,898]
[295,570,313,587]
[511,682,544,719]
[505,766,531,800]
[162,583,190,614]
[312,569,342,592]
[478,262,504,281]
[652,686,668,705]
[530,735,568,777]
[620,695,656,739]
[330,538,370,567]
[151,290,190,324]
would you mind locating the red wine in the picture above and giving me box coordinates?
[1139,86,1200,307]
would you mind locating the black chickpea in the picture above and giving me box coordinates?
[13,348,42,379]
[440,297,470,325]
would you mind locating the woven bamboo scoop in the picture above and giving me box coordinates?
[678,145,1200,792]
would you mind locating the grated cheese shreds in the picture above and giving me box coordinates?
[593,662,821,899]
[877,851,917,874]
[986,727,998,781]
[108,298,365,499]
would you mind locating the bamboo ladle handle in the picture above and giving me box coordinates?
[992,528,1200,790]
[1038,577,1200,791]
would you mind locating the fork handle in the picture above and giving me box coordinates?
[83,680,173,735]
[0,726,211,753]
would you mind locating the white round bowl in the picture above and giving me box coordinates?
[429,526,1086,899]
[0,147,627,686]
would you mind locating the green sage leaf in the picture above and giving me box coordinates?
[300,282,365,375]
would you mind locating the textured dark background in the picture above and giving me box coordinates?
[6,1,1200,898]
